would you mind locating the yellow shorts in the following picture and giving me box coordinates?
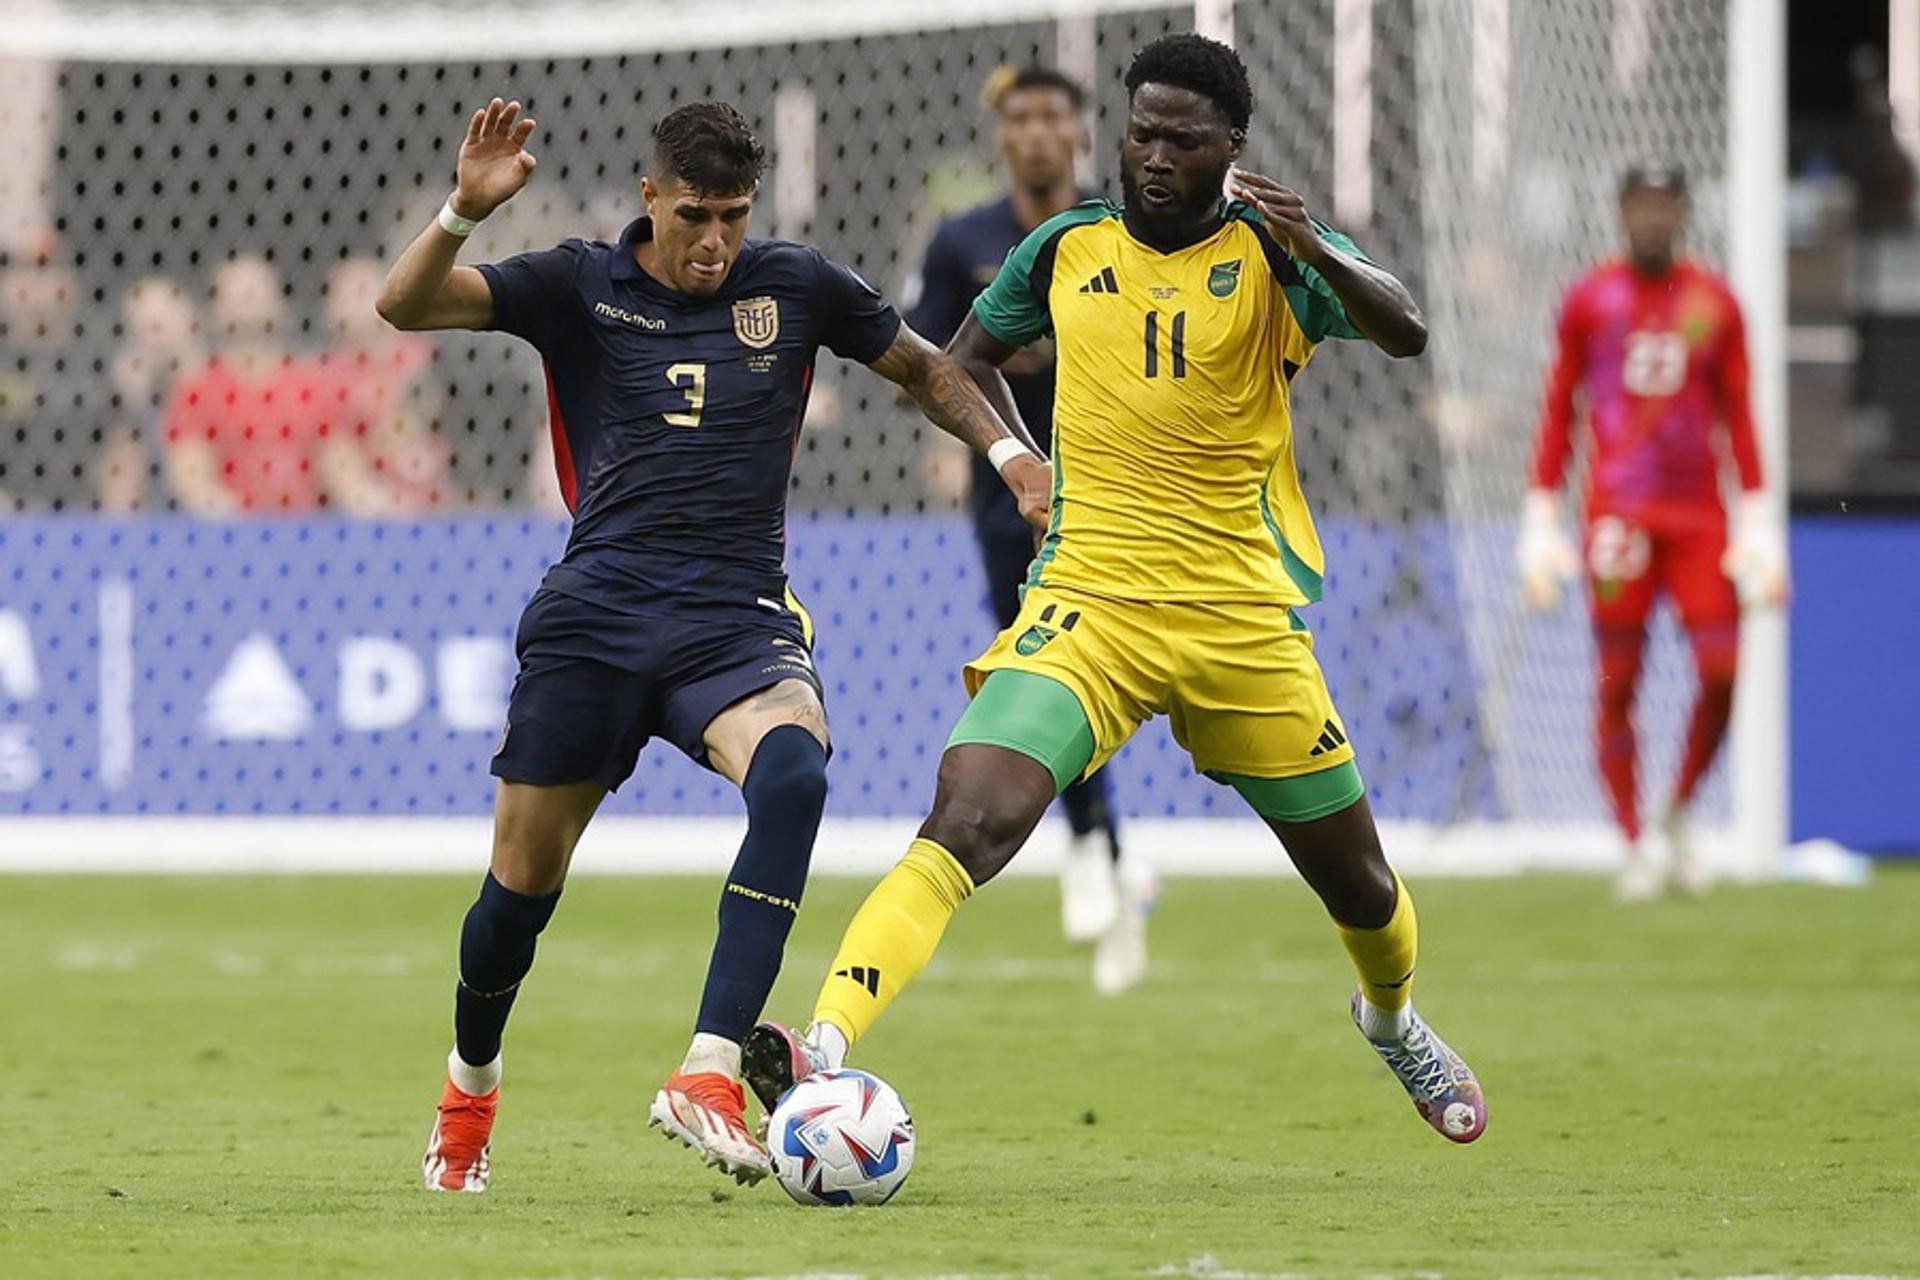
[963,582,1357,783]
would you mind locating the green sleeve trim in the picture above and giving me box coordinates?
[946,670,1096,795]
[1212,759,1364,823]
[1228,204,1370,343]
[1258,455,1324,603]
[971,199,1117,348]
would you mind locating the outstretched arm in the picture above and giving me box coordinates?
[1516,289,1587,608]
[867,320,1051,531]
[1228,167,1427,358]
[377,98,539,332]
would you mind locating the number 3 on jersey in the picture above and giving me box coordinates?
[664,362,707,427]
[1621,331,1685,397]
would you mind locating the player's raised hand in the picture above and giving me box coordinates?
[1002,453,1053,534]
[1227,167,1323,265]
[452,98,538,221]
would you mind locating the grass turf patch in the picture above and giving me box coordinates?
[1,869,1915,1277]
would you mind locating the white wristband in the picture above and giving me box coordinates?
[987,438,1035,473]
[437,198,482,238]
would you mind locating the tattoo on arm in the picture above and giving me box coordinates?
[871,324,1042,457]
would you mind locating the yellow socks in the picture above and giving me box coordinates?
[812,838,975,1050]
[1337,870,1418,1021]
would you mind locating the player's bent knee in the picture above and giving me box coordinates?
[919,746,1054,887]
[742,722,830,818]
[490,779,602,895]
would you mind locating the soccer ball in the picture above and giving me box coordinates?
[766,1068,916,1207]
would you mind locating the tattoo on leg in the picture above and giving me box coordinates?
[745,681,829,743]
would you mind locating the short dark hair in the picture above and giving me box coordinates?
[995,65,1087,112]
[1124,33,1253,135]
[1619,162,1687,199]
[651,101,766,195]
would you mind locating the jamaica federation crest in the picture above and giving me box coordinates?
[732,296,780,349]
[1013,603,1081,656]
[1208,258,1242,298]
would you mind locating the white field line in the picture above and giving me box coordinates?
[0,817,1649,877]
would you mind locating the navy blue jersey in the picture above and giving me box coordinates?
[479,217,900,613]
[909,196,1074,536]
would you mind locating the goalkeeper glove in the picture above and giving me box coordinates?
[1516,489,1581,609]
[1721,491,1790,608]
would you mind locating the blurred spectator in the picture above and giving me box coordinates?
[1842,45,1917,235]
[314,256,453,514]
[0,229,110,511]
[98,276,203,512]
[163,255,336,515]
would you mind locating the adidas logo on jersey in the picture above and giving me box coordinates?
[1078,266,1120,294]
[835,965,881,997]
[1308,719,1348,757]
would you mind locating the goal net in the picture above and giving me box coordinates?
[0,0,1770,873]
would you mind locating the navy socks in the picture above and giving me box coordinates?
[693,724,829,1043]
[454,872,562,1068]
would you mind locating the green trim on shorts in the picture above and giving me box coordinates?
[1211,759,1364,823]
[946,670,1095,795]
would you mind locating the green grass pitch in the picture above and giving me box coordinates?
[2,869,1915,1277]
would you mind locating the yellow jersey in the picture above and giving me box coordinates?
[973,199,1371,606]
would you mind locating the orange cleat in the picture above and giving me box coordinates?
[422,1077,498,1193]
[647,1070,769,1185]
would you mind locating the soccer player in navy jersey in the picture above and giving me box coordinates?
[908,66,1152,993]
[379,98,1050,1191]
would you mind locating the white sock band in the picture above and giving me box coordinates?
[447,1046,501,1096]
[806,1021,850,1071]
[1357,997,1412,1043]
[680,1032,742,1079]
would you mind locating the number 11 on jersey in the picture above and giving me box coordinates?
[1144,310,1187,379]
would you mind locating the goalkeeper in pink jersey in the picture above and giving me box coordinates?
[1518,165,1787,901]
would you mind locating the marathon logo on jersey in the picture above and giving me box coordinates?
[1208,258,1242,298]
[732,296,780,349]
[592,300,667,331]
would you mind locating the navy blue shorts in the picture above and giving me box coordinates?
[490,588,821,791]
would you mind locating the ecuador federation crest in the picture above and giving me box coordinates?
[1208,258,1242,299]
[732,296,780,349]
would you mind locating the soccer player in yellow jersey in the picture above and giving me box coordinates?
[747,33,1487,1145]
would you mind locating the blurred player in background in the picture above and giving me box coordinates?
[748,34,1487,1147]
[316,256,452,514]
[909,65,1153,994]
[378,98,1048,1191]
[163,255,341,515]
[99,276,202,512]
[1518,165,1787,902]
